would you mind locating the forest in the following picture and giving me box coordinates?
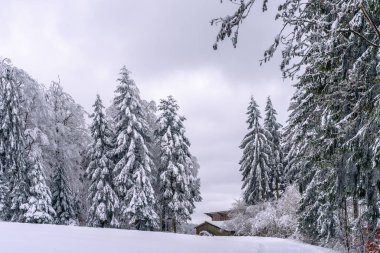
[211,1,380,253]
[0,60,201,233]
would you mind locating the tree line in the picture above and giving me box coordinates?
[0,60,201,232]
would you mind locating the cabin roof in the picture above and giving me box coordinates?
[204,211,230,218]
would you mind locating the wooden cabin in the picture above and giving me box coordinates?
[195,211,235,236]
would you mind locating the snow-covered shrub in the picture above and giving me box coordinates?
[250,203,277,236]
[199,231,213,236]
[178,223,197,235]
[226,185,301,238]
[275,186,301,236]
[225,199,253,235]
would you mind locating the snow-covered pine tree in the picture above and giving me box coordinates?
[0,173,7,220]
[280,4,380,244]
[0,64,29,222]
[281,56,345,244]
[22,129,56,223]
[48,82,80,225]
[112,67,158,230]
[155,95,201,232]
[86,95,119,228]
[0,60,88,224]
[282,87,319,192]
[214,0,380,248]
[263,97,284,199]
[239,96,272,205]
[0,65,10,220]
[51,165,77,225]
[292,106,341,242]
[0,179,7,220]
[0,60,57,224]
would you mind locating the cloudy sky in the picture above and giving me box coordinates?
[0,0,294,223]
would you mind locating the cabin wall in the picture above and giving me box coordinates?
[196,223,234,236]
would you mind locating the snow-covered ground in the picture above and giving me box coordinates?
[0,222,336,253]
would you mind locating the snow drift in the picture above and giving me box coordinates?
[0,222,336,253]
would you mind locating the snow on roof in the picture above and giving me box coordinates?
[205,211,230,215]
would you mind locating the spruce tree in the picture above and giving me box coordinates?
[0,62,56,223]
[155,96,201,232]
[22,149,55,223]
[239,96,272,205]
[86,95,119,228]
[51,165,77,224]
[282,88,317,191]
[216,2,380,246]
[282,67,341,242]
[0,177,8,220]
[298,164,338,241]
[263,97,284,199]
[112,66,158,230]
[0,68,29,222]
[0,70,10,219]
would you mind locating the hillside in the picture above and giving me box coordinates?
[0,222,336,253]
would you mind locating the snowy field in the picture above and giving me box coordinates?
[0,222,336,253]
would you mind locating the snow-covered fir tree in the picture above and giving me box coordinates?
[239,96,272,205]
[282,3,380,245]
[0,171,7,220]
[51,165,77,225]
[282,86,319,192]
[112,66,158,230]
[155,95,201,232]
[22,129,56,223]
[298,163,338,242]
[0,64,29,222]
[86,95,119,228]
[22,162,55,224]
[0,60,55,224]
[215,1,380,248]
[263,97,284,199]
[0,65,11,220]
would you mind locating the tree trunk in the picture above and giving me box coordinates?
[353,194,359,220]
[172,218,177,233]
[276,180,279,199]
[353,166,359,219]
[343,198,350,252]
[161,213,165,231]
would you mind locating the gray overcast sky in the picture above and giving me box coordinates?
[0,0,294,223]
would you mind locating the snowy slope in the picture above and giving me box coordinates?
[0,222,336,253]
